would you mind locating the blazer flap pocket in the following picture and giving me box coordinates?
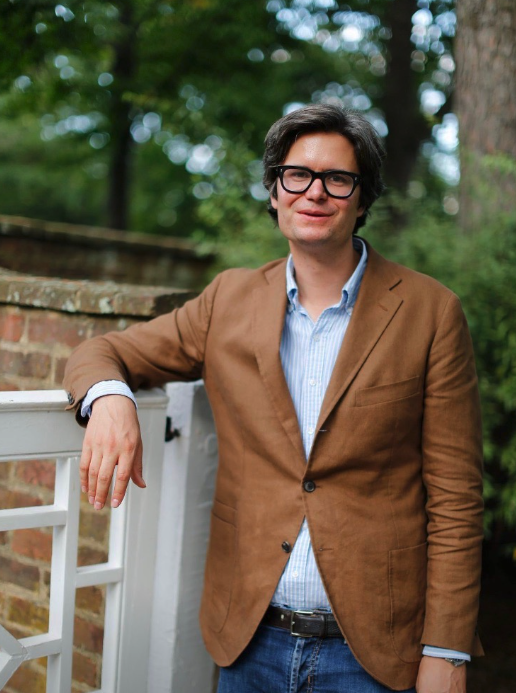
[212,498,237,525]
[355,376,420,407]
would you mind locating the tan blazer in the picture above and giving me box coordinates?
[64,241,484,690]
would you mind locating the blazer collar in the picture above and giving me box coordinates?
[252,259,306,471]
[314,242,403,438]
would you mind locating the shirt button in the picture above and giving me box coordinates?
[292,571,299,578]
[313,335,321,342]
[308,426,314,435]
[282,541,292,553]
[309,378,317,387]
[303,480,316,493]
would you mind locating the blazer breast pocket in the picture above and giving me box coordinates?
[355,376,420,407]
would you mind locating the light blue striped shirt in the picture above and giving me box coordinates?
[272,236,367,610]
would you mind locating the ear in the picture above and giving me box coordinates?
[270,194,278,210]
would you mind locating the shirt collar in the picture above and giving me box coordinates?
[286,237,368,313]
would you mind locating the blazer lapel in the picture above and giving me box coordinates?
[252,261,306,470]
[315,245,404,433]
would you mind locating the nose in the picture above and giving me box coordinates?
[304,177,327,201]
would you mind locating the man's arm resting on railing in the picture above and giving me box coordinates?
[64,273,225,510]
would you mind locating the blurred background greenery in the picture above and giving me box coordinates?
[1,0,515,683]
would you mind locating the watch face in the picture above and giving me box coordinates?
[445,658,466,667]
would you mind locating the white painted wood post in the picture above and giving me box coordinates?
[147,381,218,693]
[46,457,81,693]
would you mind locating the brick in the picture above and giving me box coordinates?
[0,461,11,479]
[7,623,30,640]
[79,508,109,545]
[15,459,56,490]
[0,557,40,591]
[8,597,49,632]
[76,586,104,613]
[0,350,51,379]
[0,311,25,341]
[0,531,9,545]
[7,661,46,693]
[0,487,42,509]
[72,650,98,687]
[12,529,53,562]
[77,545,108,567]
[0,380,20,391]
[27,312,90,348]
[74,615,104,654]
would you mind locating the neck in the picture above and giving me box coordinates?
[290,239,360,322]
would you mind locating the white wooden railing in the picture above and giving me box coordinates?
[0,382,218,693]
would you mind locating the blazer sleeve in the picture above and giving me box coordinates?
[420,292,484,655]
[63,272,223,423]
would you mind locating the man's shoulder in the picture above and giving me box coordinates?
[368,244,458,304]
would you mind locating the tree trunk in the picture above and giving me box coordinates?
[107,6,137,230]
[381,0,429,193]
[455,0,516,232]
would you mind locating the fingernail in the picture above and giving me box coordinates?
[88,496,95,505]
[81,486,87,493]
[94,501,103,510]
[111,499,120,508]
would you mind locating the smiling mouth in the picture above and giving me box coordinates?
[297,210,331,218]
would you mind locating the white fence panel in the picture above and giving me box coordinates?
[0,389,168,693]
[148,381,218,693]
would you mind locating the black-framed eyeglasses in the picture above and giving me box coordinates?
[273,165,361,199]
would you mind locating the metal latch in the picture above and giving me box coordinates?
[165,416,180,442]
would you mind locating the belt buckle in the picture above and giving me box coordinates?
[290,609,324,638]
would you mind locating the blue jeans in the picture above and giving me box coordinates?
[217,624,416,693]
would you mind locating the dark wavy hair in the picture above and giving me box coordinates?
[262,104,386,233]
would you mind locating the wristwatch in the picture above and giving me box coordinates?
[444,657,467,667]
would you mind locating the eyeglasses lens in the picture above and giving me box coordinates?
[282,168,355,197]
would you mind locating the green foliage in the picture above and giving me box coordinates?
[192,139,289,272]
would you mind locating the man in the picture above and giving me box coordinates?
[64,104,483,693]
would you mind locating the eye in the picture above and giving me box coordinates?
[289,169,311,180]
[328,172,353,186]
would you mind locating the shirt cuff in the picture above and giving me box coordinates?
[81,381,137,418]
[422,645,471,661]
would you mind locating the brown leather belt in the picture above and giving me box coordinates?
[263,606,344,639]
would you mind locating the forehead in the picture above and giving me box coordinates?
[283,132,358,171]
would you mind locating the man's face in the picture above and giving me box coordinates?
[270,132,364,254]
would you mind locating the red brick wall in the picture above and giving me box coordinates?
[0,214,213,290]
[0,271,196,693]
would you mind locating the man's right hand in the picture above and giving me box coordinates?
[80,395,145,510]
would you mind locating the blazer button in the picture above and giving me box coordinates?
[281,541,291,553]
[303,480,316,493]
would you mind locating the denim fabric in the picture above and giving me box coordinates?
[217,624,416,693]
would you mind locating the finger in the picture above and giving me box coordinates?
[94,454,119,510]
[110,452,137,508]
[87,447,103,504]
[129,441,146,489]
[79,439,93,494]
